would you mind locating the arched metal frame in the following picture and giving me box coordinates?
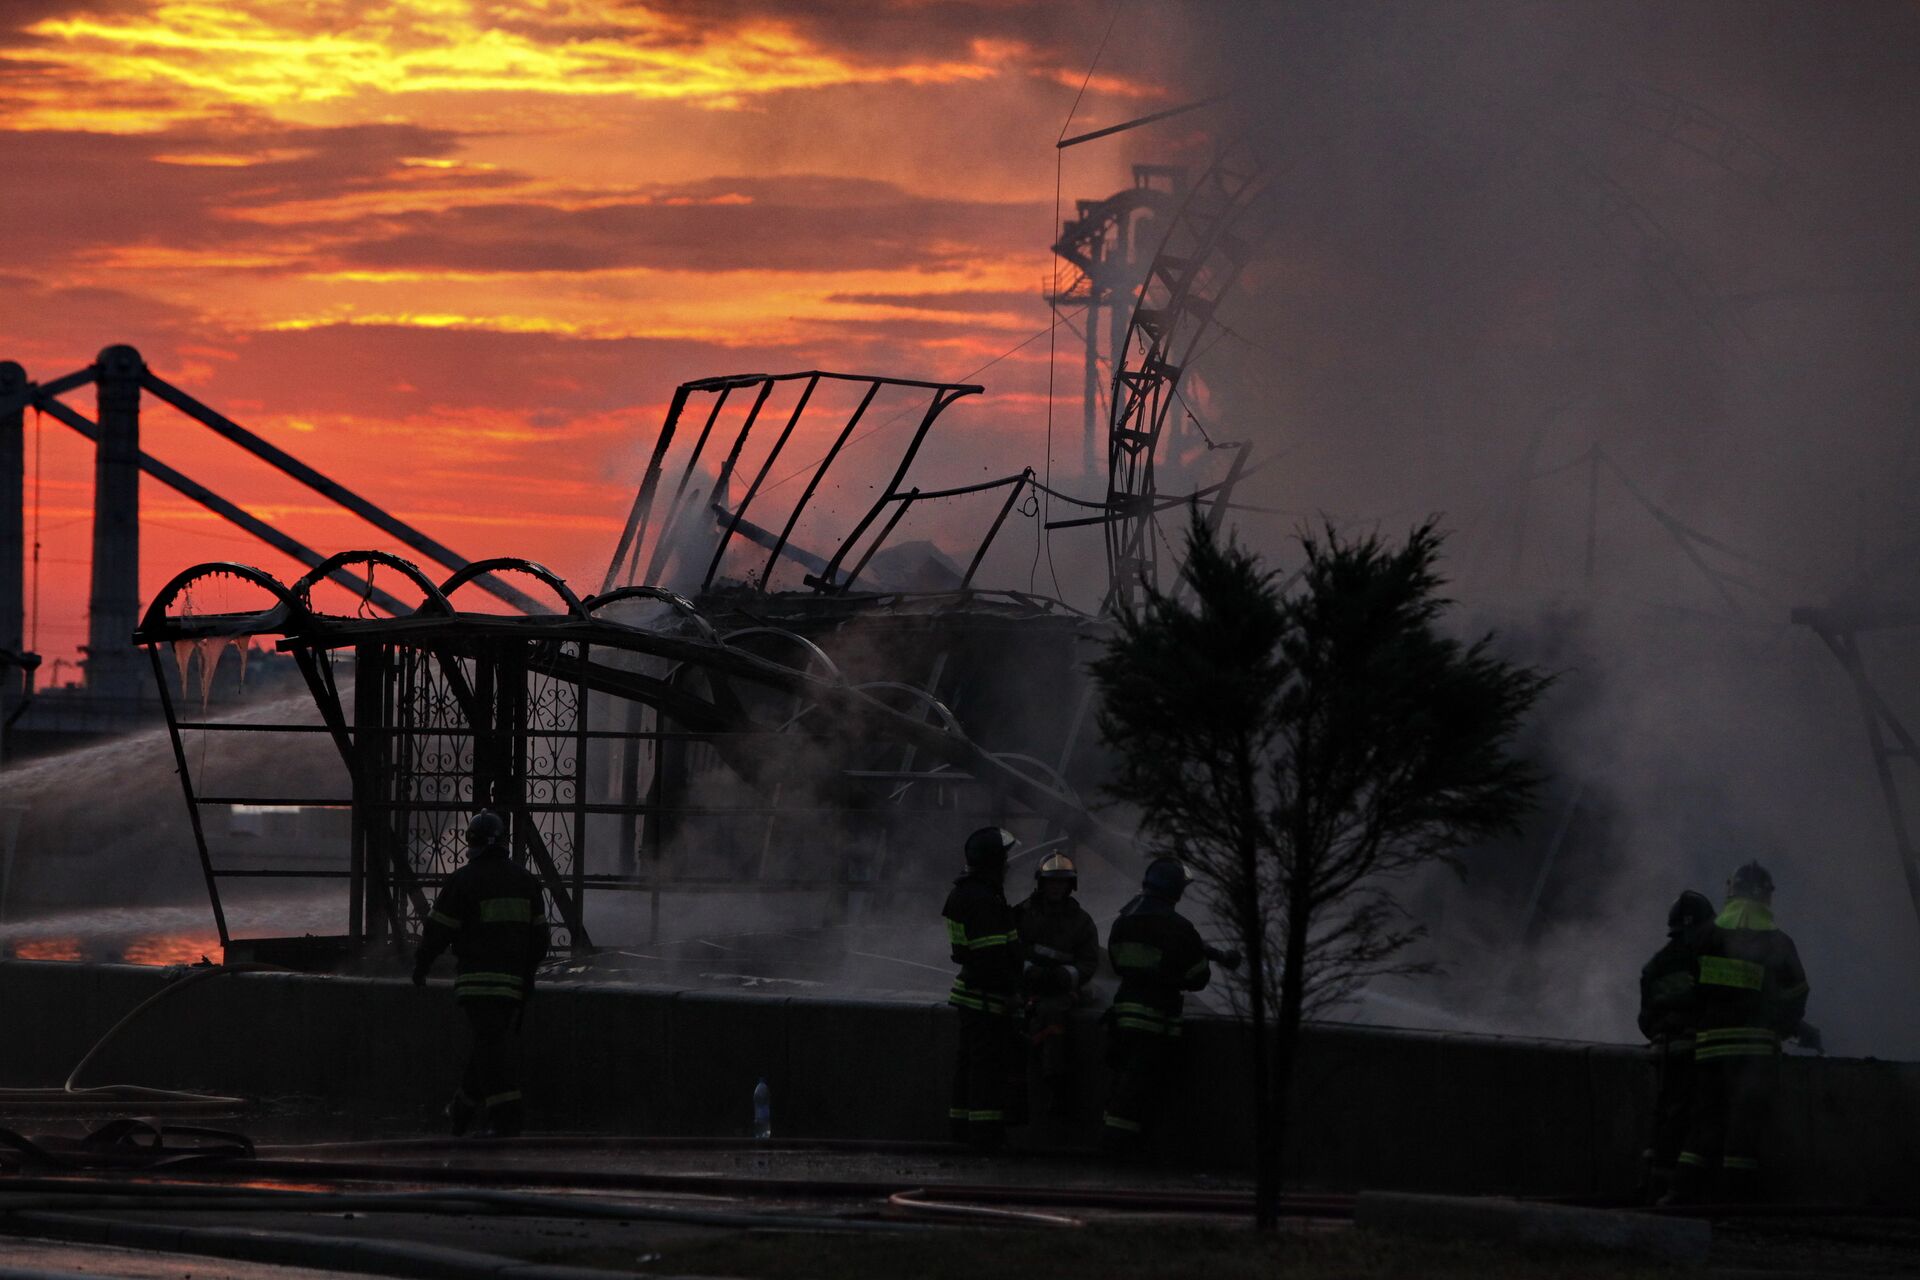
[440,557,585,618]
[135,553,1120,961]
[290,549,454,616]
[585,586,717,638]
[140,561,313,635]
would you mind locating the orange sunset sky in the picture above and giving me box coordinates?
[2,0,1191,674]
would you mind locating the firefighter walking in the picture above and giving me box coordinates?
[1672,861,1811,1203]
[943,826,1027,1151]
[1016,852,1100,1118]
[413,811,551,1137]
[1638,888,1714,1200]
[1101,857,1233,1155]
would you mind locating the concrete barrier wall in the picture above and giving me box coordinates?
[1,960,1913,1206]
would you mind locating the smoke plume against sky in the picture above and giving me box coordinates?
[1141,2,1920,1054]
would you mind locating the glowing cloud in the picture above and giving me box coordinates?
[6,1,1001,130]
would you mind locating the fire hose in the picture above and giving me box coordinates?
[0,963,279,1113]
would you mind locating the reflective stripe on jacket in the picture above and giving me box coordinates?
[418,849,551,1003]
[1687,897,1809,1058]
[943,872,1022,1017]
[1106,893,1210,1035]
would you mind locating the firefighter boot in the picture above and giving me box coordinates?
[1665,1156,1710,1206]
[444,1091,478,1137]
[1720,1158,1760,1204]
[481,1092,525,1139]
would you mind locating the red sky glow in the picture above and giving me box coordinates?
[1,0,1180,672]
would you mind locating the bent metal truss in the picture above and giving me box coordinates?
[135,553,1116,960]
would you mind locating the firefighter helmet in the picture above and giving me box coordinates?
[1667,889,1714,936]
[1729,861,1775,901]
[1142,857,1192,901]
[964,826,1017,872]
[1035,852,1077,890]
[466,810,508,852]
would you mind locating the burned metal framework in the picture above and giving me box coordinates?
[1096,140,1271,613]
[599,146,1280,624]
[604,371,1043,599]
[1049,165,1186,478]
[137,554,1113,960]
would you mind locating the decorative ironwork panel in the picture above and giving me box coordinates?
[522,645,585,947]
[395,647,475,933]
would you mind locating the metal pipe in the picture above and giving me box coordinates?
[839,488,919,594]
[961,469,1032,589]
[602,383,689,595]
[816,385,976,588]
[1057,93,1232,149]
[644,385,734,586]
[706,373,818,589]
[146,644,230,947]
[763,378,879,586]
[699,378,776,590]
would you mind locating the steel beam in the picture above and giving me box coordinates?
[0,362,23,667]
[87,346,143,700]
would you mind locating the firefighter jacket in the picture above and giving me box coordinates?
[1106,893,1211,1036]
[1638,936,1697,1045]
[1016,892,1100,992]
[944,871,1023,1017]
[1687,897,1809,1061]
[417,849,551,1003]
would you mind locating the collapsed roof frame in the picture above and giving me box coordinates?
[137,553,1114,959]
[602,370,1024,598]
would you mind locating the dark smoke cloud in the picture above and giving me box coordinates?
[1130,2,1920,1053]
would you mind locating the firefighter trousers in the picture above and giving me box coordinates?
[1675,1052,1777,1203]
[1102,1024,1177,1156]
[1029,992,1076,1080]
[950,1005,1026,1149]
[1650,1039,1696,1173]
[452,997,525,1137]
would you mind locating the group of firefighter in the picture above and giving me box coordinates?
[1637,860,1814,1204]
[409,810,1818,1199]
[409,812,1230,1150]
[941,825,1238,1155]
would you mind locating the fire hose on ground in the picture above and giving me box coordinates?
[0,963,281,1113]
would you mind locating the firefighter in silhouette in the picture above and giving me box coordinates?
[1017,852,1100,1117]
[1101,856,1237,1156]
[1638,888,1715,1200]
[1671,861,1812,1203]
[414,811,551,1137]
[943,826,1027,1150]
